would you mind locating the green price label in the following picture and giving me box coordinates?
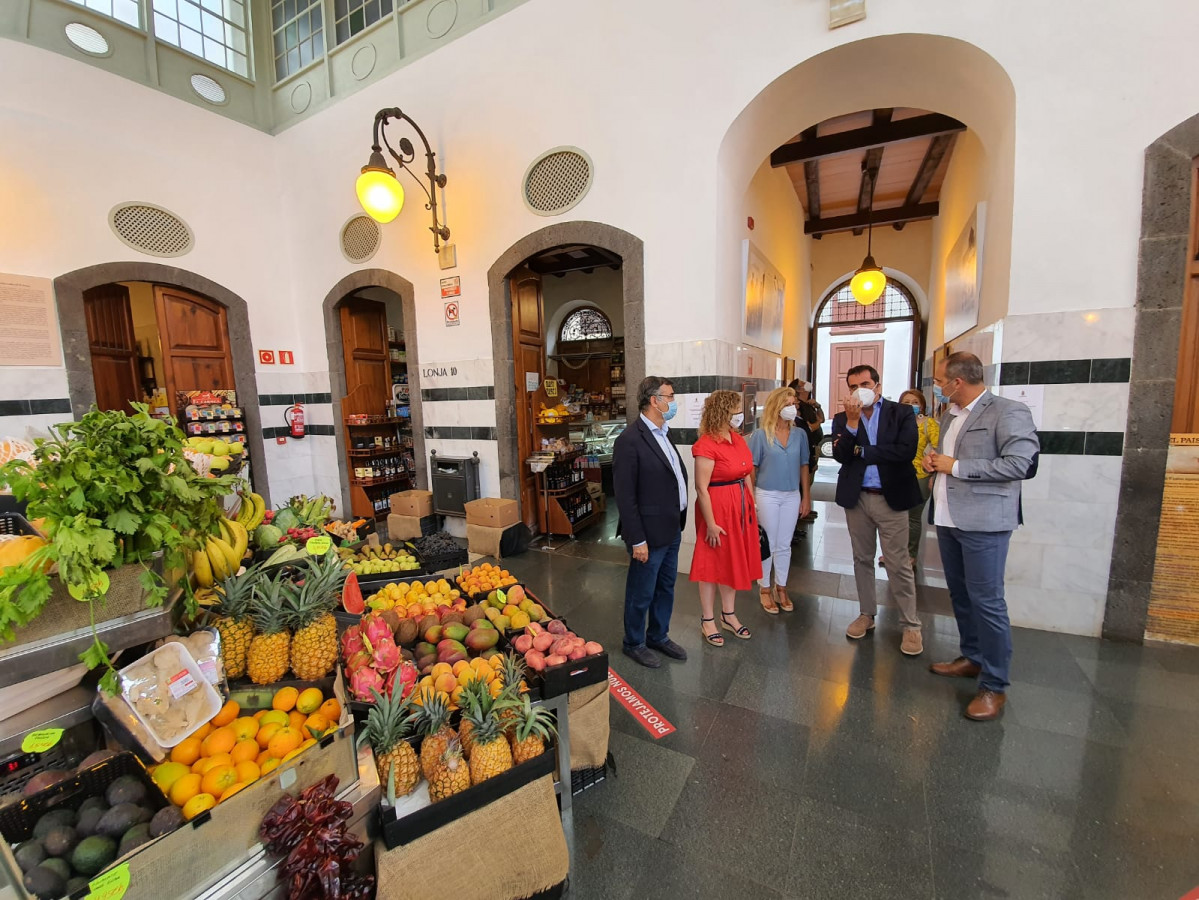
[86,863,130,900]
[21,728,63,754]
[305,535,332,556]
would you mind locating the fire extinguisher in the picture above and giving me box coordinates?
[284,402,306,438]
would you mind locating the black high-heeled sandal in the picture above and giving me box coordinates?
[700,617,724,647]
[721,612,751,640]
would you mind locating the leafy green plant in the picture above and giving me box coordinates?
[0,404,239,691]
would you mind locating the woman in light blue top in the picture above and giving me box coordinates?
[748,387,810,614]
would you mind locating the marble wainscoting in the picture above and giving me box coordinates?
[999,307,1136,363]
[646,340,782,382]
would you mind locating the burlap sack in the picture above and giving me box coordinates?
[567,681,610,771]
[375,775,568,900]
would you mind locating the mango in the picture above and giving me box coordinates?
[465,628,500,652]
[414,641,436,659]
[494,615,511,633]
[471,619,494,631]
[442,623,469,643]
[423,625,443,644]
[436,639,467,656]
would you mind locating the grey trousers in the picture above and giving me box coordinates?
[844,491,921,628]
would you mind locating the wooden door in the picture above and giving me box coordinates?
[339,298,391,413]
[829,340,884,407]
[1172,161,1199,432]
[84,284,141,413]
[153,286,236,411]
[511,267,544,529]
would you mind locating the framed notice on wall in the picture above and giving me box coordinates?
[741,241,786,355]
[944,204,985,342]
[0,274,62,366]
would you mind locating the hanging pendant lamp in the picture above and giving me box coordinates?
[850,163,886,306]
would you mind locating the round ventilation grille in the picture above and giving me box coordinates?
[522,147,593,216]
[341,215,381,263]
[108,203,194,257]
[65,23,110,56]
[190,74,227,105]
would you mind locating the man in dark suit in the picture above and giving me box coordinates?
[613,376,689,669]
[832,364,924,656]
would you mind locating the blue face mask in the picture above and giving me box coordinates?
[909,404,922,416]
[662,400,678,421]
[932,385,946,405]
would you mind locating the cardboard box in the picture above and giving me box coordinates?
[463,497,520,528]
[387,513,439,541]
[390,489,433,517]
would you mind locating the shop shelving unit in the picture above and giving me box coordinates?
[341,383,415,521]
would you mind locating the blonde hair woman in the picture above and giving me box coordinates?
[899,388,939,568]
[689,390,762,646]
[747,387,810,614]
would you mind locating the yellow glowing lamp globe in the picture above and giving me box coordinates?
[850,257,886,305]
[356,166,404,224]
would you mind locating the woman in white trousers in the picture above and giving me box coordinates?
[747,387,811,614]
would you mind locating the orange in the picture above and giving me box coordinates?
[211,699,239,728]
[260,757,282,776]
[219,782,248,803]
[256,722,283,750]
[192,722,213,741]
[271,686,299,712]
[201,764,238,797]
[231,739,260,765]
[195,753,232,775]
[260,710,289,728]
[288,711,307,731]
[169,773,202,807]
[202,726,237,757]
[234,760,260,784]
[452,660,469,677]
[268,726,302,759]
[256,749,272,766]
[318,698,341,724]
[182,792,216,820]
[253,709,267,720]
[230,716,259,742]
[170,737,203,767]
[295,688,323,715]
[151,761,190,794]
[302,714,329,738]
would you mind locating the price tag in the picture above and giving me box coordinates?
[168,669,198,700]
[544,379,558,398]
[86,863,130,900]
[21,728,63,754]
[306,535,332,556]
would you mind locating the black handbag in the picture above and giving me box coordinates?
[758,525,771,560]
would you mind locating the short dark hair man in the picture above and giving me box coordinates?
[612,376,689,668]
[831,364,925,656]
[924,352,1039,721]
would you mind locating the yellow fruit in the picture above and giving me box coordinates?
[431,663,453,680]
[452,660,469,677]
[268,727,303,758]
[253,710,267,720]
[202,726,237,757]
[510,612,530,630]
[256,722,283,750]
[260,758,282,776]
[302,713,330,738]
[319,698,341,724]
[211,700,239,728]
[195,753,233,775]
[219,783,248,803]
[299,737,317,751]
[234,761,260,784]
[296,687,323,715]
[169,773,203,807]
[192,723,213,741]
[230,717,259,742]
[231,739,260,764]
[287,711,306,730]
[272,687,299,712]
[260,710,289,728]
[170,737,203,767]
[151,762,190,794]
[256,749,272,766]
[201,764,238,797]
[182,793,217,820]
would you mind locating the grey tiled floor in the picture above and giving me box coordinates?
[512,528,1199,900]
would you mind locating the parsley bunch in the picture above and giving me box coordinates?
[0,404,238,690]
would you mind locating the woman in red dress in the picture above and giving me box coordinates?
[690,390,762,646]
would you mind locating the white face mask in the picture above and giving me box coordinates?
[780,405,798,422]
[730,413,744,428]
[855,387,876,407]
[802,382,813,393]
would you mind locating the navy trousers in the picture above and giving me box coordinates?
[936,526,1013,693]
[623,534,681,651]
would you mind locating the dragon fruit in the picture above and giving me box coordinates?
[372,636,401,673]
[340,625,365,658]
[362,613,393,647]
[386,660,418,700]
[349,665,385,702]
[345,650,373,674]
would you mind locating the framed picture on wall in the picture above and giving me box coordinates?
[944,203,985,342]
[742,240,785,355]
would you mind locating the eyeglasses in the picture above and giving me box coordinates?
[655,393,675,402]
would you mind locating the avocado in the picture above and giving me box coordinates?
[66,876,90,896]
[76,750,118,772]
[105,775,147,808]
[37,857,70,882]
[76,806,104,838]
[70,834,116,876]
[118,823,151,857]
[77,796,107,816]
[148,805,184,838]
[23,864,66,900]
[42,825,78,858]
[96,804,144,839]
[32,808,76,840]
[14,839,46,873]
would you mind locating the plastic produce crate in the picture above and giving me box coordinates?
[0,513,38,537]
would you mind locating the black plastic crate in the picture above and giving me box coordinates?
[415,546,469,574]
[571,764,608,795]
[355,568,428,596]
[500,589,608,699]
[0,512,38,537]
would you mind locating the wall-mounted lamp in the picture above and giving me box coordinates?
[850,161,886,306]
[355,107,450,253]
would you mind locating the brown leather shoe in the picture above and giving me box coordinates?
[965,689,1006,721]
[929,656,982,678]
[845,614,875,640]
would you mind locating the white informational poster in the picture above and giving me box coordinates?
[998,384,1044,429]
[674,393,709,429]
[525,372,540,392]
[0,274,61,366]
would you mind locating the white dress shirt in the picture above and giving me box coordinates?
[932,394,981,528]
[632,413,687,549]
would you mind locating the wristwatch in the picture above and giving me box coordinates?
[853,445,863,458]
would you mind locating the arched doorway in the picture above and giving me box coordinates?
[53,262,269,502]
[487,222,645,523]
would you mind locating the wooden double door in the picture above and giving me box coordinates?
[511,266,545,530]
[83,283,235,414]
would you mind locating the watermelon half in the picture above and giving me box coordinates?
[342,572,365,614]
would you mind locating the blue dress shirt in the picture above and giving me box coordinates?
[845,399,882,489]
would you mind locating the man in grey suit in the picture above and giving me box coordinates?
[923,352,1039,721]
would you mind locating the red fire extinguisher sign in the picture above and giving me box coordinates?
[285,402,305,438]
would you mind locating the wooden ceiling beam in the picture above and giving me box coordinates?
[804,161,821,220]
[770,113,966,168]
[903,132,957,207]
[852,148,885,235]
[805,202,940,236]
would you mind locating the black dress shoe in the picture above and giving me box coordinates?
[622,645,661,668]
[646,638,687,661]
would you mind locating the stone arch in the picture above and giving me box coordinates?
[487,221,645,509]
[53,261,270,503]
[320,268,424,518]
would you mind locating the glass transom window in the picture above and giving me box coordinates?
[62,0,140,28]
[271,0,324,80]
[153,0,250,77]
[334,0,393,45]
[559,307,613,342]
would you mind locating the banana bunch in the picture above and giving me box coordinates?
[192,517,249,587]
[236,491,267,531]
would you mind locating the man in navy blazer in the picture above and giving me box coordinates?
[832,364,924,656]
[612,376,689,669]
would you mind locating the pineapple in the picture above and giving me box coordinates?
[457,679,492,760]
[246,576,293,685]
[359,689,420,799]
[509,693,557,765]
[289,552,347,680]
[461,684,515,785]
[428,737,471,803]
[411,692,455,780]
[496,653,526,736]
[212,565,260,680]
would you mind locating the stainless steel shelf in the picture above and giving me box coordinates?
[0,686,94,758]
